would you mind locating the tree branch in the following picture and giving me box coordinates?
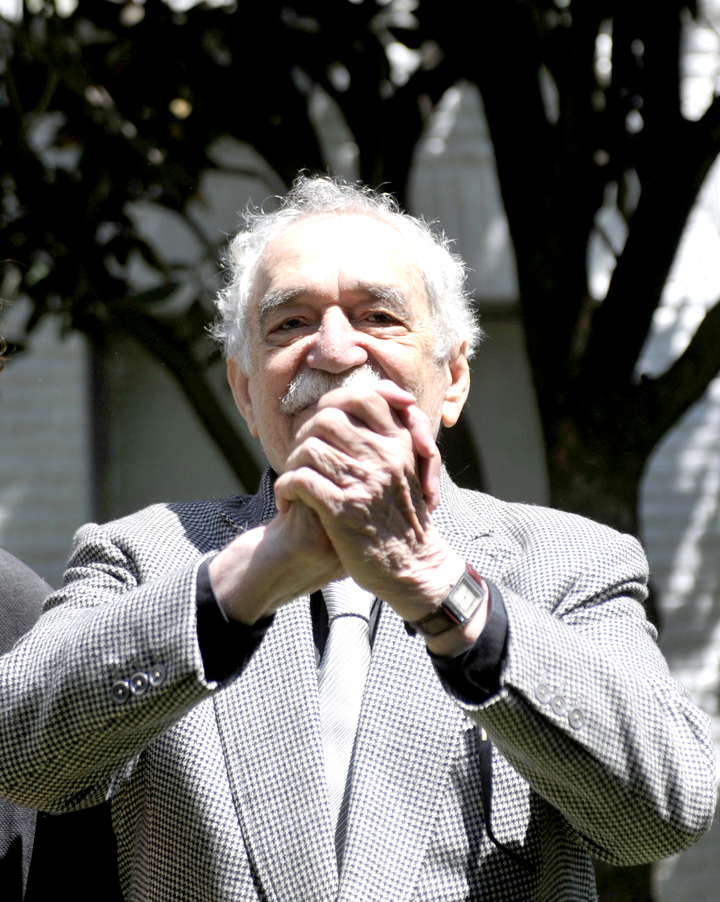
[465,1,605,421]
[79,304,262,493]
[581,10,720,391]
[580,115,715,388]
[123,311,262,492]
[638,298,720,448]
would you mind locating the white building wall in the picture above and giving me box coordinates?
[0,307,92,588]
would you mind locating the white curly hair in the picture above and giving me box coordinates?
[212,175,483,372]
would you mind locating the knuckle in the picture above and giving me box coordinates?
[301,435,325,460]
[314,407,346,433]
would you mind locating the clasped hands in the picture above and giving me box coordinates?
[210,381,487,653]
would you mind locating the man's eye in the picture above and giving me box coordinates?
[275,318,305,331]
[366,312,399,324]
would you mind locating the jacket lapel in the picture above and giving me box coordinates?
[338,605,470,902]
[210,469,517,902]
[213,598,338,902]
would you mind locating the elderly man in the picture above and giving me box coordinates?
[0,177,714,901]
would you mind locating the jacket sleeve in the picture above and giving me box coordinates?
[0,518,219,813]
[453,523,716,867]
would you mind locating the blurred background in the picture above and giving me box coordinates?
[1,1,720,898]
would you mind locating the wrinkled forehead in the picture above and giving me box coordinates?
[250,213,430,313]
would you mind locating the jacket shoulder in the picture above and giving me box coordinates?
[439,480,636,541]
[436,480,648,592]
[63,493,259,589]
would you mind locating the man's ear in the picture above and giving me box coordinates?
[227,358,258,438]
[441,342,470,428]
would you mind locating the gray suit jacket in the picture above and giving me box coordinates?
[0,471,714,901]
[0,549,48,900]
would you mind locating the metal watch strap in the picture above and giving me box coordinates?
[407,563,488,637]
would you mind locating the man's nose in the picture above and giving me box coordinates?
[305,308,368,373]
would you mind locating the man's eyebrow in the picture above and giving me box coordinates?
[356,283,408,308]
[352,282,416,321]
[258,290,304,329]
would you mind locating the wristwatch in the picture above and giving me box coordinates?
[407,563,489,637]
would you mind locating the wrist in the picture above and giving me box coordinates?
[209,516,339,625]
[209,526,273,625]
[391,546,466,618]
[408,561,491,657]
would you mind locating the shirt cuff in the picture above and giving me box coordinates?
[196,556,274,685]
[428,580,508,704]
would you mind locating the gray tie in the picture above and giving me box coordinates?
[318,577,374,859]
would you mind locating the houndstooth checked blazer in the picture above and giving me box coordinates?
[0,469,715,901]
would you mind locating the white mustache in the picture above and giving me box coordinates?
[280,365,384,415]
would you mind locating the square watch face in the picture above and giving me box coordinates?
[449,573,483,619]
